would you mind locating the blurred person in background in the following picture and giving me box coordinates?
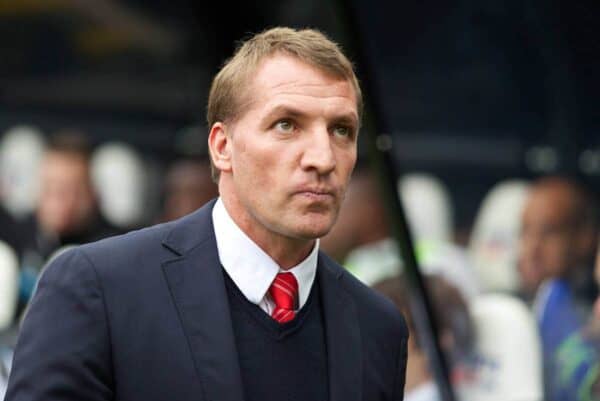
[518,176,598,302]
[160,158,217,222]
[518,176,598,400]
[17,132,119,314]
[373,274,475,401]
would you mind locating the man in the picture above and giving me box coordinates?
[5,27,408,401]
[15,133,119,314]
[518,176,598,401]
[518,176,598,301]
[21,133,118,256]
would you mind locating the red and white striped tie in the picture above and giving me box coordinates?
[268,272,298,324]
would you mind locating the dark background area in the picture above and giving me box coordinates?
[0,0,598,234]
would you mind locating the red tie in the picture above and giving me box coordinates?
[268,272,299,324]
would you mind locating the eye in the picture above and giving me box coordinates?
[275,119,295,134]
[332,125,352,138]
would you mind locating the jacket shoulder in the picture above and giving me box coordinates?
[44,201,216,282]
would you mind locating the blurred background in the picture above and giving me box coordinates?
[0,1,598,400]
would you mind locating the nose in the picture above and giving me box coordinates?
[300,129,336,175]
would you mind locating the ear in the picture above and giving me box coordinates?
[208,122,232,174]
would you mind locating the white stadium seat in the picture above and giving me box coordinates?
[0,125,46,218]
[458,293,542,401]
[0,240,19,331]
[399,173,453,244]
[468,180,530,293]
[91,142,147,228]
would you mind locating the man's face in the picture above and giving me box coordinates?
[518,186,578,292]
[213,55,358,249]
[37,151,95,236]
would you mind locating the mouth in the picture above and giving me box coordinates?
[294,188,336,201]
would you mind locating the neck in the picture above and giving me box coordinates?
[220,191,315,269]
[405,348,432,392]
[258,235,315,270]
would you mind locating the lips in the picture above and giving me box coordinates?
[294,187,336,202]
[295,186,335,196]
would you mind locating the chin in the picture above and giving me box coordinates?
[278,209,338,240]
[294,220,335,240]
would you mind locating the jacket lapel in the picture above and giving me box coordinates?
[161,201,244,401]
[318,254,362,401]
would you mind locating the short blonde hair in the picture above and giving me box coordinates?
[206,27,362,181]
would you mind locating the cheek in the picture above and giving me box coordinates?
[547,239,570,261]
[233,143,280,194]
[340,151,357,182]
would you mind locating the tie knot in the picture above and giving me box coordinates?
[268,272,299,323]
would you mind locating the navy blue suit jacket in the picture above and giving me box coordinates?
[6,200,407,401]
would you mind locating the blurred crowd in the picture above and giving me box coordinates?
[0,125,217,332]
[323,168,599,401]
[0,124,598,401]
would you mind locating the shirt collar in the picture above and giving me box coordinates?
[212,198,318,309]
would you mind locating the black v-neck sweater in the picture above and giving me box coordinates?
[223,270,329,401]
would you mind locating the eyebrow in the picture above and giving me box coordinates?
[261,104,359,127]
[263,105,306,123]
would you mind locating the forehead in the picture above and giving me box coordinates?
[43,151,88,176]
[242,55,358,116]
[524,185,577,224]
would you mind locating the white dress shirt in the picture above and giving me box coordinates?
[212,198,319,315]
